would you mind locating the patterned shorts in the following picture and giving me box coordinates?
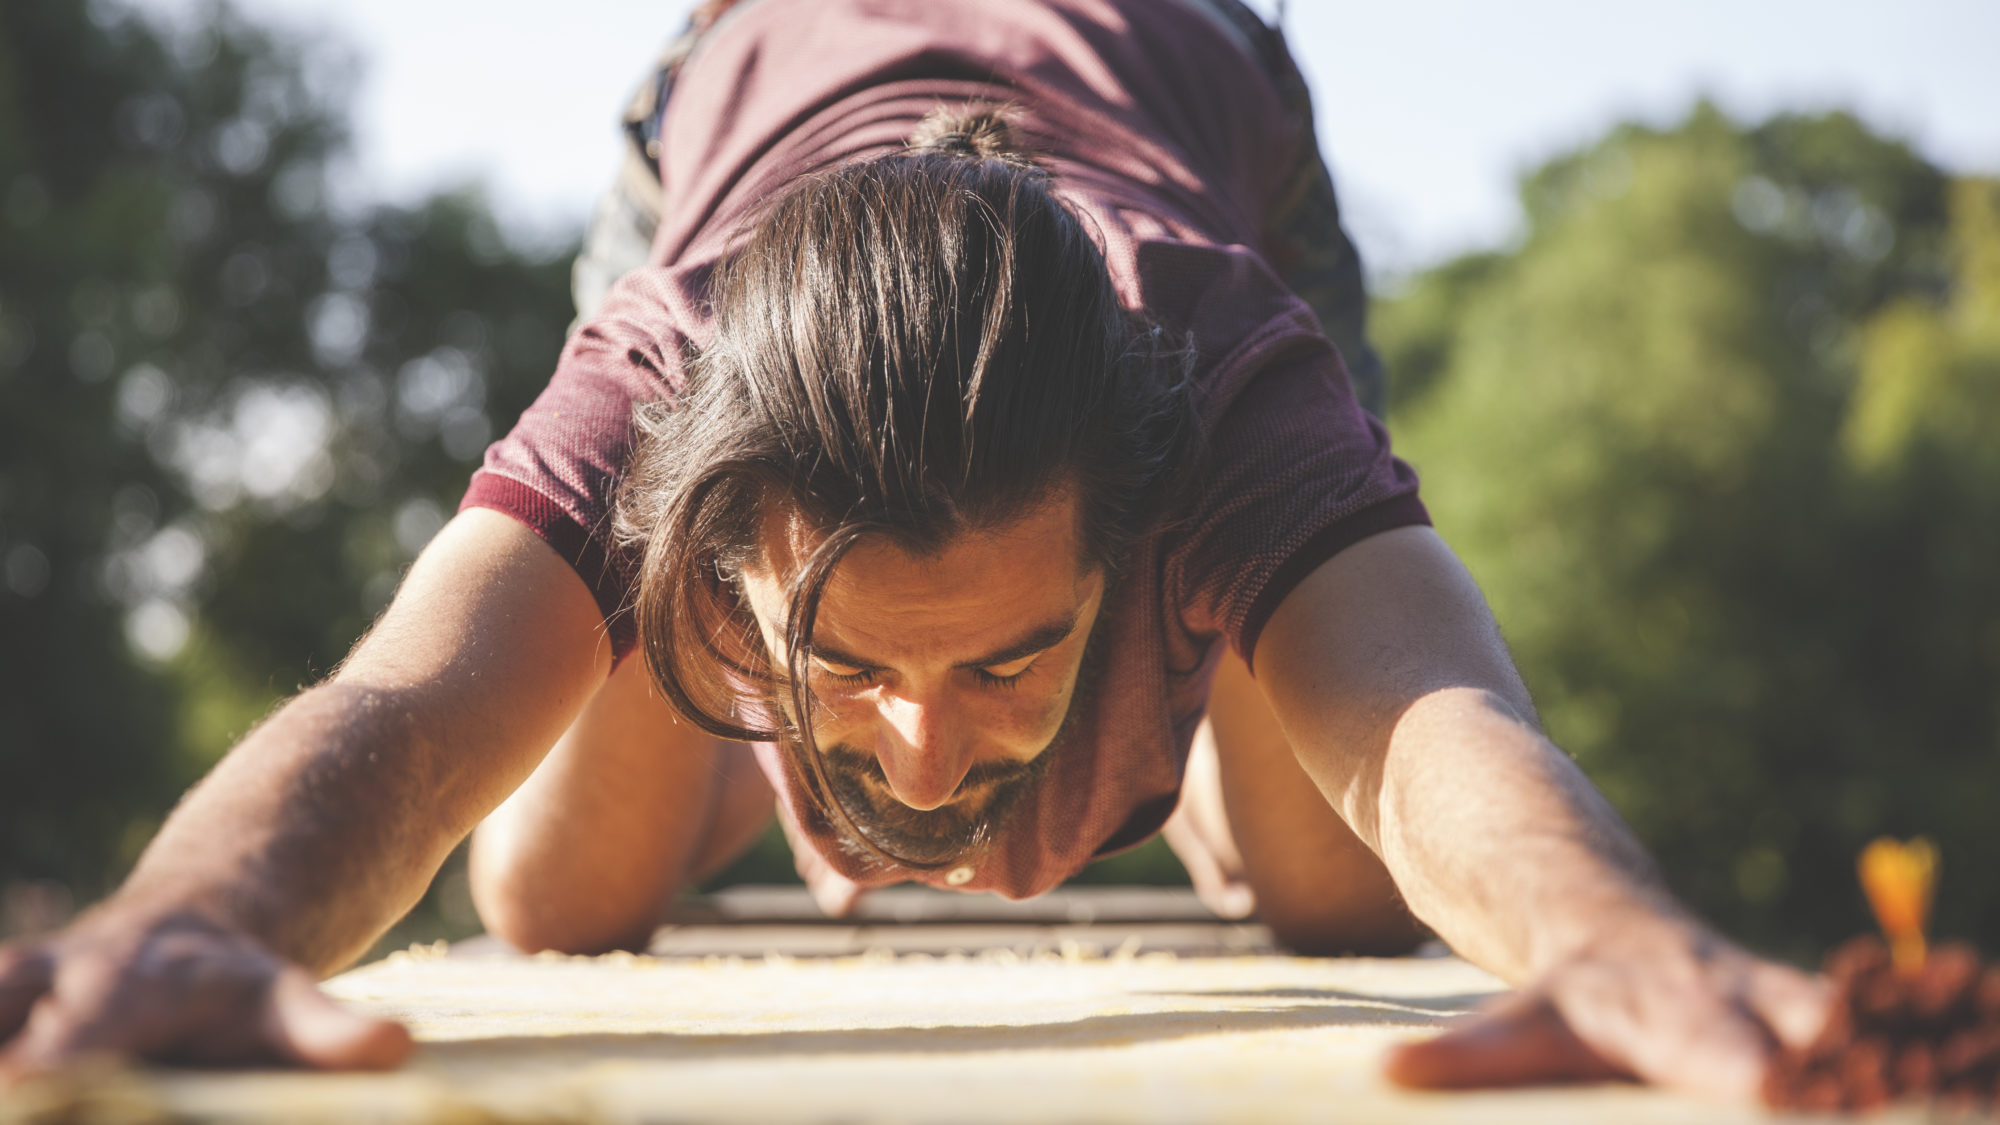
[572,0,1385,417]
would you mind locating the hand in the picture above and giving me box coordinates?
[0,903,412,1081]
[789,835,870,918]
[771,809,872,918]
[1384,918,1831,1102]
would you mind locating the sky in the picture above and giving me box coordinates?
[129,0,2000,278]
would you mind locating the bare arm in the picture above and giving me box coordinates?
[1252,526,1825,1098]
[0,509,609,1073]
[1252,525,1670,979]
[124,509,611,970]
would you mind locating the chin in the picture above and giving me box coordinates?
[817,744,1051,870]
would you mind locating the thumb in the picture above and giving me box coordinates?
[1384,992,1627,1090]
[261,968,413,1071]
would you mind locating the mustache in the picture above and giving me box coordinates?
[814,741,1052,867]
[778,616,1103,871]
[822,743,1040,799]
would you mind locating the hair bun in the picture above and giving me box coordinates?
[907,104,1037,166]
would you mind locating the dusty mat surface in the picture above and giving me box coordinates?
[10,937,1895,1123]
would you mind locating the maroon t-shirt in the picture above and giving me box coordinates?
[461,0,1427,898]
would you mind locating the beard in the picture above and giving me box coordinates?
[813,739,1055,867]
[775,616,1106,871]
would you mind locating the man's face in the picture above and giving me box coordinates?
[737,491,1107,864]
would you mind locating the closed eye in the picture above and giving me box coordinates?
[811,648,1046,691]
[973,663,1033,690]
[811,656,877,687]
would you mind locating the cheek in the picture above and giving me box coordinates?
[801,689,868,742]
[975,680,1075,754]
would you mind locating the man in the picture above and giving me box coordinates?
[0,0,1825,1099]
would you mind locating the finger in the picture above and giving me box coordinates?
[1203,880,1255,921]
[0,947,52,1043]
[1384,993,1628,1090]
[0,989,54,1086]
[1182,851,1254,920]
[1161,817,1254,920]
[260,968,413,1071]
[1745,963,1833,1051]
[807,872,865,919]
[0,947,145,1076]
[0,993,125,1080]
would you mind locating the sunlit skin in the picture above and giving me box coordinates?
[736,490,1105,831]
[0,510,1834,1098]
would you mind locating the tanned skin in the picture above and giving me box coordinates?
[0,505,1827,1099]
[0,510,605,1071]
[1253,526,1827,1097]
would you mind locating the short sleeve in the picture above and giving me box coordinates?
[1165,331,1427,667]
[458,263,712,660]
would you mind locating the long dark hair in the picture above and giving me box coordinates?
[612,105,1193,870]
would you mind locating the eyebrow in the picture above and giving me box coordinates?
[810,609,1082,673]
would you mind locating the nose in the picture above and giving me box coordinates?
[871,689,974,811]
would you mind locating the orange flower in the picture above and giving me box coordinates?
[1859,837,1937,976]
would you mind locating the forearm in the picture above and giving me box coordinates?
[102,511,612,975]
[1253,528,1694,983]
[1369,690,1832,1100]
[1257,529,1825,1097]
[1366,685,1688,983]
[0,516,605,1073]
[113,682,483,974]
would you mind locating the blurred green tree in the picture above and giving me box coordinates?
[10,0,1992,958]
[0,0,574,937]
[1378,103,2000,958]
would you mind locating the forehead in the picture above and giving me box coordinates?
[746,493,1099,662]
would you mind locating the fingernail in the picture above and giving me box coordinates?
[1215,885,1255,919]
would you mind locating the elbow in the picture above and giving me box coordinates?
[467,830,657,956]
